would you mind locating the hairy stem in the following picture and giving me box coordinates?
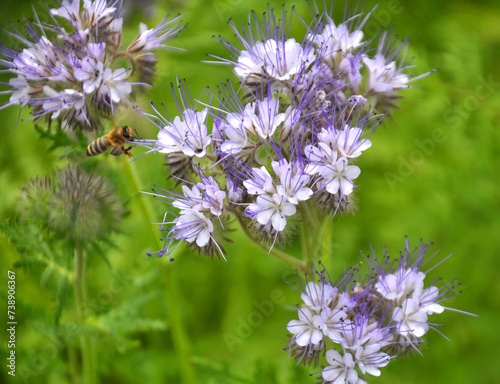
[318,216,333,265]
[74,245,96,384]
[230,208,308,272]
[300,200,321,264]
[121,159,195,384]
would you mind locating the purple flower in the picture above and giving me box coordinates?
[211,6,317,85]
[0,0,184,131]
[127,11,185,53]
[137,2,434,260]
[273,159,313,205]
[287,308,324,348]
[308,20,365,69]
[99,67,132,105]
[173,210,214,248]
[245,193,296,232]
[220,104,256,155]
[252,97,286,140]
[320,157,361,196]
[74,57,104,93]
[235,38,316,82]
[322,350,359,384]
[285,238,471,381]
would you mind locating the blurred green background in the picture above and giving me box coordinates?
[1,0,499,383]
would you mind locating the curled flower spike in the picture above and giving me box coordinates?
[285,238,473,382]
[143,168,228,261]
[136,2,434,260]
[0,0,185,131]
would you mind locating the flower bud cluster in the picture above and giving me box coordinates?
[18,165,124,243]
[0,0,184,131]
[285,239,463,383]
[139,3,431,259]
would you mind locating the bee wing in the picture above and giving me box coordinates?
[110,147,124,156]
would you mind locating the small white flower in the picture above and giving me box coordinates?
[227,179,244,203]
[287,308,324,347]
[336,126,372,159]
[272,160,313,205]
[172,185,204,214]
[375,268,425,304]
[320,307,349,341]
[393,298,429,338]
[262,38,315,81]
[246,193,296,232]
[363,53,409,94]
[301,281,336,311]
[304,141,338,176]
[234,41,267,79]
[198,177,226,216]
[7,76,35,105]
[220,106,255,154]
[243,167,276,196]
[74,57,104,93]
[174,210,213,247]
[179,109,211,158]
[309,22,364,68]
[252,97,286,139]
[419,286,445,315]
[42,86,84,119]
[100,67,132,103]
[156,118,186,154]
[322,350,359,384]
[50,0,81,22]
[355,345,390,377]
[320,157,361,196]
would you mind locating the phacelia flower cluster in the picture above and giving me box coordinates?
[285,238,469,383]
[0,0,184,131]
[138,3,432,260]
[18,165,125,243]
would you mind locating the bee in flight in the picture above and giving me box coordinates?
[86,126,136,157]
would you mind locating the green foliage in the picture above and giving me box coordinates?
[35,124,89,160]
[1,0,499,384]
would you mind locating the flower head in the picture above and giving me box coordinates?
[285,238,471,382]
[18,166,125,243]
[137,2,433,260]
[0,1,184,131]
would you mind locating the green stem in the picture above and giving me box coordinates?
[68,345,79,384]
[231,208,308,272]
[300,220,312,262]
[300,200,321,264]
[74,245,96,384]
[121,159,195,384]
[269,245,309,272]
[318,216,333,265]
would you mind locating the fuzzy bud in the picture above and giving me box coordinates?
[18,166,125,244]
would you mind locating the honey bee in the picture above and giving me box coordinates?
[86,126,135,157]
